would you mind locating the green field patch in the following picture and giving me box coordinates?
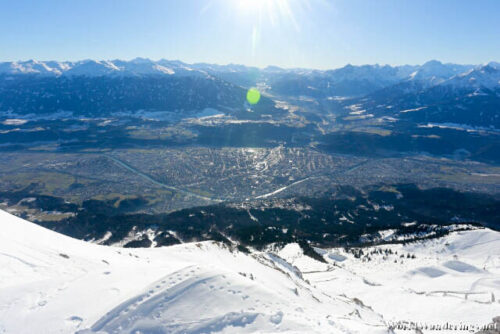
[0,172,75,194]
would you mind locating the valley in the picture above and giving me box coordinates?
[0,58,499,333]
[2,0,500,332]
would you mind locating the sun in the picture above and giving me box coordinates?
[237,0,273,12]
[233,0,297,28]
[214,0,300,59]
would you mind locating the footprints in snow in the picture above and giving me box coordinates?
[85,265,293,333]
[66,316,83,328]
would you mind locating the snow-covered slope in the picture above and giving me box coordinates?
[0,209,387,334]
[2,208,499,333]
[442,64,500,91]
[408,60,474,85]
[0,59,206,78]
[279,229,500,332]
[0,60,68,76]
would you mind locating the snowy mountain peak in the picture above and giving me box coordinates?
[407,60,474,85]
[130,57,154,64]
[65,60,120,76]
[487,61,500,69]
[480,64,499,74]
[422,59,443,67]
[444,64,500,90]
[0,60,66,75]
[0,59,206,77]
[0,59,495,85]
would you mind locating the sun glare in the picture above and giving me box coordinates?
[228,0,300,59]
[238,0,266,10]
[234,0,298,28]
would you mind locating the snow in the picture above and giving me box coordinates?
[399,106,427,114]
[153,64,175,75]
[2,208,499,333]
[193,108,225,118]
[442,64,500,90]
[0,210,388,334]
[0,59,206,78]
[279,229,500,332]
[418,122,500,133]
[0,60,67,76]
[1,119,28,125]
[407,60,474,85]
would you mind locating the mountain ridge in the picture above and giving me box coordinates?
[0,58,495,78]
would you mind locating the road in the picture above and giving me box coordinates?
[105,155,225,203]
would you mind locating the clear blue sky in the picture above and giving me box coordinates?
[0,0,499,69]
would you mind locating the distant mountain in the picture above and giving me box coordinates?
[341,63,500,128]
[407,60,474,85]
[195,60,487,98]
[487,61,500,69]
[262,64,404,98]
[0,58,498,126]
[0,58,291,117]
[0,74,272,117]
[442,64,500,91]
[189,60,491,98]
[0,58,208,78]
[0,59,487,84]
[0,59,69,75]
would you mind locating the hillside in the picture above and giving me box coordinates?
[1,209,499,333]
[0,209,386,333]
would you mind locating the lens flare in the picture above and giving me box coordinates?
[246,88,261,105]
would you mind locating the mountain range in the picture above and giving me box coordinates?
[1,59,498,93]
[1,58,497,88]
[1,58,499,124]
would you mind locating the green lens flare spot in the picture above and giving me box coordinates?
[246,88,261,105]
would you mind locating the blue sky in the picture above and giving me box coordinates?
[0,0,499,69]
